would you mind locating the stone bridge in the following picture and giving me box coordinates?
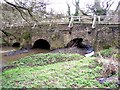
[1,23,119,50]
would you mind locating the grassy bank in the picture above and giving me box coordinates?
[1,49,119,88]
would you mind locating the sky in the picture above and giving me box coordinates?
[46,0,120,14]
[2,0,120,14]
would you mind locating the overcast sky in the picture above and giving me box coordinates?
[47,0,120,14]
[2,0,120,14]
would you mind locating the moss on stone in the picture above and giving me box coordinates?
[21,31,31,40]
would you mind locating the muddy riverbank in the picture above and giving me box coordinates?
[1,47,49,66]
[1,45,94,67]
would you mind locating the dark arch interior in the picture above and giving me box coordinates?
[66,38,94,54]
[12,42,20,47]
[66,38,83,48]
[33,39,50,50]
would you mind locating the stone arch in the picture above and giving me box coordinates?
[12,42,20,47]
[32,39,50,50]
[66,38,94,54]
[66,38,83,48]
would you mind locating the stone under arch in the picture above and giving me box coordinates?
[32,39,50,50]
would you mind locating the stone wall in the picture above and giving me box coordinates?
[94,24,119,50]
[1,23,119,50]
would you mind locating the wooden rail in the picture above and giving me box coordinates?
[1,15,119,29]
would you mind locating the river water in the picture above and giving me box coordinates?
[0,46,94,68]
[1,47,50,66]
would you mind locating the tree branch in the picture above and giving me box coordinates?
[4,0,28,10]
[4,0,38,23]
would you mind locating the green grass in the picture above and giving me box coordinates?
[1,53,118,88]
[98,47,118,57]
[3,53,84,69]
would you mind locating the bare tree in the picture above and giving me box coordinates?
[73,0,80,16]
[66,2,71,21]
[86,0,114,28]
[3,0,49,26]
[87,0,114,15]
[1,3,23,27]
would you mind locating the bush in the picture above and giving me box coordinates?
[97,47,118,58]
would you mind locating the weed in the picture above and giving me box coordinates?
[1,53,118,88]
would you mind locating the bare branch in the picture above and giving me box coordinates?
[4,0,30,23]
[102,0,106,8]
[4,0,38,23]
[4,0,28,10]
[66,2,71,15]
[106,1,114,11]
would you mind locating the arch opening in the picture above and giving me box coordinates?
[12,42,20,47]
[66,38,83,48]
[32,39,50,50]
[66,38,94,55]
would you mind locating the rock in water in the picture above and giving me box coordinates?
[85,51,94,57]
